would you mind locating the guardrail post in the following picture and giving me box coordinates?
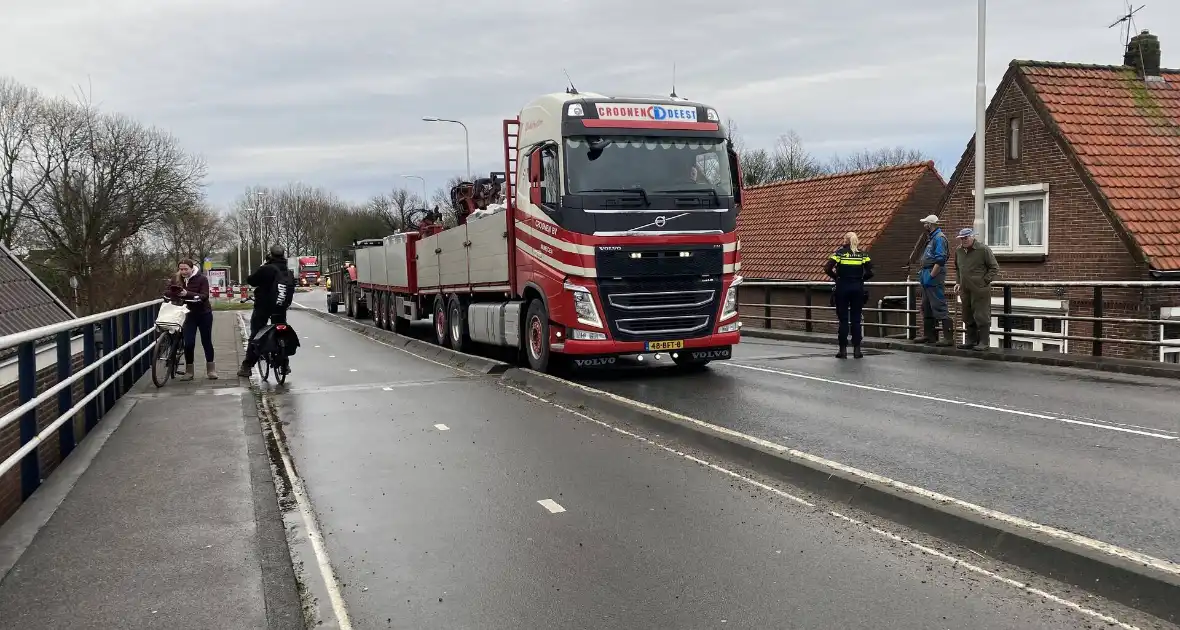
[804,287,813,333]
[83,324,98,431]
[1002,287,1013,349]
[906,286,915,339]
[1093,287,1103,357]
[120,313,133,395]
[17,341,39,500]
[763,287,771,329]
[56,330,75,458]
[101,317,115,413]
[139,307,152,375]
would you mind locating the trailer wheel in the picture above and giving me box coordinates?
[374,292,387,329]
[356,295,370,320]
[447,296,470,353]
[432,296,450,346]
[382,294,394,331]
[524,299,550,372]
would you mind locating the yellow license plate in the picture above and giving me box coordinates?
[645,340,684,351]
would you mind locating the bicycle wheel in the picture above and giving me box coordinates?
[275,344,288,385]
[151,332,172,387]
[259,352,271,381]
[169,332,185,378]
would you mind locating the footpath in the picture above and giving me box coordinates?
[0,312,300,630]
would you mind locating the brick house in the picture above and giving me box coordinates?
[738,162,946,336]
[937,30,1180,361]
[0,243,81,527]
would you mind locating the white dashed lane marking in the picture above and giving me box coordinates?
[537,499,566,514]
[434,423,449,431]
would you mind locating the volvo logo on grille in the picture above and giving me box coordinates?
[654,215,667,228]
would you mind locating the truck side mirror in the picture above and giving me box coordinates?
[728,148,743,205]
[528,151,543,183]
[529,184,543,206]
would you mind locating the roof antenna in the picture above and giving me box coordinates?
[670,63,678,98]
[562,69,578,94]
[1108,1,1145,46]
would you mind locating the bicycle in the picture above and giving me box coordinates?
[241,296,292,385]
[151,295,200,387]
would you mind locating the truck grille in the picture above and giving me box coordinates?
[597,276,720,342]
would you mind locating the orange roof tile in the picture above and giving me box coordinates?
[738,162,938,281]
[1016,61,1180,270]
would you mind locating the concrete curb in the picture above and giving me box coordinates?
[297,308,511,375]
[742,328,1180,380]
[500,366,1180,625]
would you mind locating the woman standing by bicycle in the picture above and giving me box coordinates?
[176,259,217,380]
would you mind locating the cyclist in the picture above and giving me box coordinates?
[237,245,297,377]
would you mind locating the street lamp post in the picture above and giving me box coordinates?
[402,175,428,207]
[974,0,987,232]
[422,117,470,180]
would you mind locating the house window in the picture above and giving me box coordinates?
[1161,307,1180,363]
[981,298,1068,352]
[980,184,1049,255]
[1007,116,1022,161]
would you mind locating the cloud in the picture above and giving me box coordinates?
[2,0,1176,206]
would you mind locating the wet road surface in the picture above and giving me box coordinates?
[268,302,1155,629]
[294,289,1180,564]
[574,336,1180,564]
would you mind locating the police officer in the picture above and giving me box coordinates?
[824,232,874,359]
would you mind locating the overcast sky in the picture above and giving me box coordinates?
[1,0,1175,210]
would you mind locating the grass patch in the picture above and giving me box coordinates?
[213,300,255,311]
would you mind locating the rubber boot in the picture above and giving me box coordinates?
[206,362,219,380]
[937,319,954,347]
[921,317,937,344]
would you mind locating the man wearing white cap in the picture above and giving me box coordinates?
[917,215,953,345]
[953,227,1000,350]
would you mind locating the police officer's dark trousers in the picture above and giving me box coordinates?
[834,283,864,357]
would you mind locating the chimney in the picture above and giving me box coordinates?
[1124,29,1162,79]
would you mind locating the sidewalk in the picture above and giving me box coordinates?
[0,312,300,629]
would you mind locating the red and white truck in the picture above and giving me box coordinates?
[332,90,744,372]
[297,256,320,286]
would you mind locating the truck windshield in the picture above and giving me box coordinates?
[564,136,733,197]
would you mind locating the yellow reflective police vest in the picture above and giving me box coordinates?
[828,248,870,280]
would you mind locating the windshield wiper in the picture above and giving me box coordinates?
[580,187,650,206]
[656,188,721,206]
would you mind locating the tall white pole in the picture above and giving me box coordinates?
[974,0,987,231]
[422,117,471,180]
[236,241,242,285]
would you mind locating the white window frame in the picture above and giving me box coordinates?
[972,183,1049,255]
[1161,306,1180,364]
[955,296,1068,352]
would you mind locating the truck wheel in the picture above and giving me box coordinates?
[327,294,337,314]
[447,296,470,353]
[374,293,387,329]
[524,299,550,372]
[382,294,394,331]
[357,295,370,320]
[432,296,450,346]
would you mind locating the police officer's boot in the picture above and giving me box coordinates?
[853,345,863,359]
[938,319,954,347]
[835,342,847,359]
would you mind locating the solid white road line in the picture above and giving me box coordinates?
[537,499,566,514]
[503,381,1144,630]
[722,362,1178,441]
[349,369,357,372]
[434,423,449,431]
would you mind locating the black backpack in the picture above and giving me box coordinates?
[274,265,296,309]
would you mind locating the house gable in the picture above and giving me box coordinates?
[0,244,74,340]
[937,64,1142,283]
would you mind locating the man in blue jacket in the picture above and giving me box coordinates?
[917,215,953,346]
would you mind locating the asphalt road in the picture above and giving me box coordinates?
[573,335,1180,564]
[269,299,1155,629]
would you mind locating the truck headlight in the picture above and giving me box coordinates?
[563,280,603,328]
[720,275,742,321]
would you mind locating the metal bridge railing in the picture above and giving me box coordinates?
[741,280,1180,360]
[0,300,163,502]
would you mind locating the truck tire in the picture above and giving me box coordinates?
[432,296,450,347]
[381,294,394,331]
[447,296,470,353]
[524,299,550,372]
[374,292,387,329]
[357,293,370,320]
[327,294,337,314]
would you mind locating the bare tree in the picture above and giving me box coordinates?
[0,77,45,247]
[158,203,231,265]
[22,99,206,312]
[366,186,422,232]
[827,146,931,173]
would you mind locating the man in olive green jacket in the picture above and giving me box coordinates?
[953,228,1000,350]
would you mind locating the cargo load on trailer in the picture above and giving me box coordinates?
[331,90,744,372]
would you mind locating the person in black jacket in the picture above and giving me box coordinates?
[823,232,874,359]
[237,245,291,377]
